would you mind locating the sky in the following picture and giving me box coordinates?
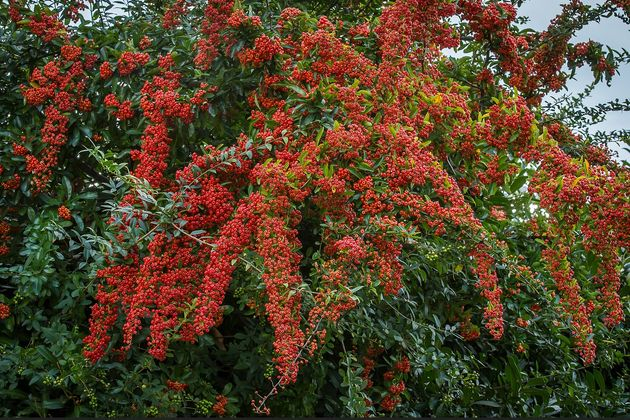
[517,0,630,162]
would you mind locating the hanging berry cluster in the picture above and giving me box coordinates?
[19,43,95,192]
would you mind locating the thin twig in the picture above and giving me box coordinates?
[252,316,325,414]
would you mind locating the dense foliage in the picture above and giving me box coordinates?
[1,0,629,416]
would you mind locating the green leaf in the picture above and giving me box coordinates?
[62,176,72,197]
[43,399,65,410]
[473,400,502,408]
[510,175,528,193]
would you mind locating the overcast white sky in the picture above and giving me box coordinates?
[518,0,630,162]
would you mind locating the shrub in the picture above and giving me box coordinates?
[0,0,629,416]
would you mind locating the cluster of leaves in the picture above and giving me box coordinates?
[0,0,629,417]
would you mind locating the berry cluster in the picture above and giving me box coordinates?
[77,0,628,399]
